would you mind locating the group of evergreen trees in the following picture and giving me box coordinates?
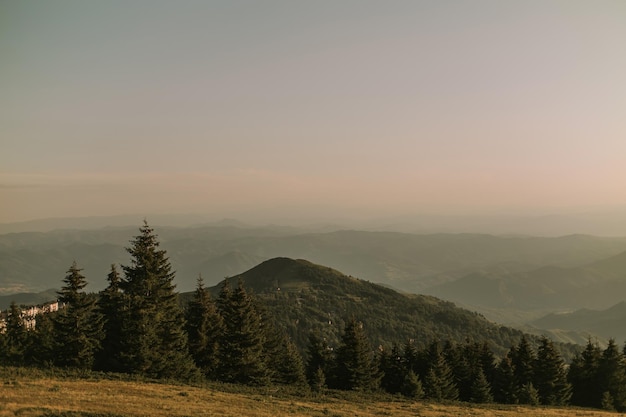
[0,222,307,385]
[1,222,626,413]
[307,326,626,412]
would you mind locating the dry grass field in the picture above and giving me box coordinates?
[0,370,623,417]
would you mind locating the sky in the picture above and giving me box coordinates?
[1,0,625,226]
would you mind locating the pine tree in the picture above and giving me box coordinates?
[402,369,424,399]
[271,334,307,386]
[493,356,517,404]
[601,391,616,411]
[598,339,626,411]
[26,308,56,367]
[1,301,28,365]
[216,279,269,385]
[518,382,540,406]
[306,332,333,390]
[334,317,377,391]
[511,337,535,390]
[509,336,535,403]
[310,366,326,392]
[53,261,103,369]
[423,341,459,401]
[96,264,125,372]
[402,338,421,376]
[568,339,602,408]
[119,221,198,380]
[470,368,494,403]
[185,275,223,379]
[380,344,406,394]
[534,336,571,406]
[444,341,469,400]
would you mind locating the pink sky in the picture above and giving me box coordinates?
[1,1,625,224]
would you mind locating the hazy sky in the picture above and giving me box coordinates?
[1,0,625,224]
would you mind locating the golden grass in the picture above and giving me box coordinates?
[0,375,622,417]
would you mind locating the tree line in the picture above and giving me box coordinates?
[1,222,625,412]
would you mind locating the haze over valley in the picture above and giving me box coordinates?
[2,1,626,413]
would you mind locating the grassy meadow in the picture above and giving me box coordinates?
[0,368,621,417]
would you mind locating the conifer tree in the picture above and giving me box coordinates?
[216,279,269,385]
[518,382,540,406]
[119,221,198,380]
[306,332,333,390]
[568,339,602,408]
[53,261,103,369]
[1,301,28,365]
[402,369,424,399]
[26,307,56,366]
[493,356,517,404]
[185,275,223,379]
[478,341,497,386]
[334,317,377,391]
[402,338,420,376]
[534,336,571,406]
[598,339,626,411]
[423,341,459,401]
[380,344,406,394]
[470,368,494,403]
[511,336,535,390]
[96,264,125,372]
[509,336,535,402]
[271,334,307,385]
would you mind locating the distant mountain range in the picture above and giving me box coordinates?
[0,289,58,310]
[530,301,626,345]
[4,210,626,236]
[425,250,626,312]
[2,224,626,297]
[2,223,625,348]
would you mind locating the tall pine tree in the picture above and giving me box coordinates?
[0,301,28,366]
[493,356,517,404]
[119,221,198,380]
[568,339,602,408]
[96,264,125,372]
[423,341,459,401]
[185,275,223,379]
[510,336,535,403]
[598,339,626,411]
[306,332,334,391]
[534,336,571,406]
[333,317,377,391]
[53,261,103,369]
[216,279,269,385]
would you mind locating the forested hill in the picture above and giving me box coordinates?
[192,257,579,359]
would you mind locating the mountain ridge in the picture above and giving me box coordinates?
[200,257,579,359]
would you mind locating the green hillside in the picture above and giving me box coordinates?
[199,257,579,359]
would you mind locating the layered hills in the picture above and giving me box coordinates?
[425,251,626,312]
[531,301,626,345]
[2,225,626,296]
[2,224,625,349]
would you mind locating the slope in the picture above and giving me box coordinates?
[426,251,626,312]
[209,257,579,359]
[531,301,626,345]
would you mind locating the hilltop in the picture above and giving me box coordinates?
[198,257,578,358]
